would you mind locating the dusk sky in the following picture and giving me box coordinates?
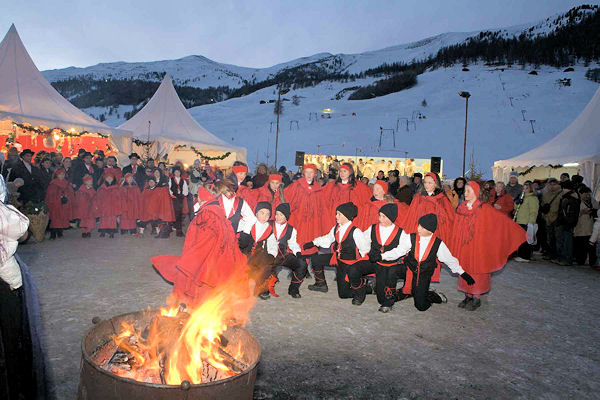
[3,0,597,71]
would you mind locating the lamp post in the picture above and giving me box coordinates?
[458,91,471,177]
[274,87,289,169]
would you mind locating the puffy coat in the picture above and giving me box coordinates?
[0,203,29,289]
[514,192,539,225]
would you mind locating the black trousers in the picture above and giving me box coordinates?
[408,267,435,312]
[375,263,398,307]
[573,236,597,266]
[310,254,354,298]
[0,281,34,399]
[545,221,558,258]
[347,261,376,302]
[276,254,309,294]
[172,197,184,232]
[517,224,532,260]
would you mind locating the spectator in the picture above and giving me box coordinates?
[7,149,41,203]
[62,157,73,183]
[453,177,467,206]
[34,157,53,195]
[92,157,105,188]
[6,178,24,208]
[506,172,523,201]
[573,186,598,266]
[571,175,584,194]
[541,178,562,260]
[491,182,514,217]
[121,153,145,188]
[153,168,169,187]
[376,170,386,182]
[559,172,570,183]
[51,152,63,171]
[387,170,399,196]
[590,218,600,270]
[278,166,292,187]
[188,159,204,197]
[72,152,97,190]
[555,180,580,266]
[104,156,122,182]
[484,180,496,203]
[443,180,459,209]
[410,173,423,195]
[514,182,539,262]
[146,158,156,170]
[1,147,20,179]
[395,175,413,205]
[157,162,167,174]
[252,163,269,189]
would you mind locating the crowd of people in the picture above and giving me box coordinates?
[1,147,599,313]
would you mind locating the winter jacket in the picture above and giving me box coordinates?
[0,203,29,289]
[556,190,581,229]
[492,191,514,217]
[574,198,598,237]
[515,192,539,225]
[590,218,600,243]
[541,189,562,224]
[506,182,523,201]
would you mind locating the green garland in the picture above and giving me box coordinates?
[518,164,564,176]
[12,122,109,138]
[132,138,154,147]
[174,144,231,160]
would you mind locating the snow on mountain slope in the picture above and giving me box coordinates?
[184,63,598,179]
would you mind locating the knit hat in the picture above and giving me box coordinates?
[561,180,574,190]
[255,201,272,215]
[467,181,480,198]
[197,186,214,202]
[268,174,282,182]
[379,203,398,223]
[509,171,519,178]
[232,165,248,174]
[303,163,317,172]
[336,202,358,221]
[275,203,291,220]
[418,213,437,233]
[375,180,388,193]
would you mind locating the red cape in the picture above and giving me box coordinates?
[283,179,328,247]
[103,167,122,182]
[322,181,372,230]
[95,184,121,217]
[255,185,283,218]
[151,203,249,307]
[448,201,526,274]
[139,186,175,222]
[74,185,97,220]
[45,178,74,228]
[492,192,514,217]
[356,197,409,230]
[236,184,257,210]
[120,184,141,229]
[401,192,456,243]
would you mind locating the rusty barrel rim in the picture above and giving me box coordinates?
[81,310,261,389]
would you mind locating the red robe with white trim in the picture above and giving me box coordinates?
[45,178,74,229]
[151,202,250,307]
[283,178,328,251]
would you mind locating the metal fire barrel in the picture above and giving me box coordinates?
[77,310,261,400]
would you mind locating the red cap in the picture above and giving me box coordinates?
[268,174,282,182]
[303,163,317,172]
[425,172,439,184]
[339,164,353,173]
[375,180,388,193]
[197,186,214,202]
[232,165,248,174]
[467,180,480,198]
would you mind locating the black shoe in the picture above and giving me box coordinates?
[109,233,114,238]
[81,232,86,238]
[289,292,301,299]
[99,232,106,237]
[365,279,376,295]
[458,296,471,308]
[307,283,328,293]
[120,229,126,234]
[57,230,63,238]
[258,292,270,300]
[49,231,57,240]
[465,298,481,311]
[176,230,184,237]
[378,306,392,313]
[305,270,312,279]
[85,232,91,238]
[428,290,447,304]
[351,298,364,306]
[395,292,411,302]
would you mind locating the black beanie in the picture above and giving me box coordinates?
[561,180,574,190]
[418,213,437,233]
[379,203,398,223]
[336,202,358,221]
[275,203,291,220]
[255,201,272,215]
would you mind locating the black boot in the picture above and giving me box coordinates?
[56,229,63,238]
[99,231,106,238]
[81,232,86,238]
[465,297,481,311]
[457,296,472,308]
[288,285,302,299]
[49,230,57,240]
[176,230,184,237]
[258,291,270,300]
[109,232,115,238]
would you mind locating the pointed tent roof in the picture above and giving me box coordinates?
[118,74,244,155]
[495,86,600,168]
[0,24,123,135]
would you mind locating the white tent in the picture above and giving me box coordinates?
[117,74,246,166]
[0,24,132,160]
[493,85,600,190]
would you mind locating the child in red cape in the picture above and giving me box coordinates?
[151,186,250,307]
[45,168,75,239]
[138,177,176,238]
[255,174,285,219]
[74,174,97,238]
[96,171,121,238]
[448,181,527,311]
[356,179,408,230]
[120,173,141,235]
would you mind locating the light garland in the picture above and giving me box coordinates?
[12,122,109,138]
[174,144,231,161]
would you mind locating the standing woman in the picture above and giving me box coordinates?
[513,181,539,262]
[255,174,285,219]
[45,168,75,240]
[169,166,189,237]
[323,162,372,231]
[96,171,121,238]
[449,181,526,311]
[453,177,467,206]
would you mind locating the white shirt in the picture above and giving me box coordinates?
[363,224,397,248]
[169,176,189,197]
[273,222,301,255]
[252,221,278,257]
[220,194,257,234]
[381,231,464,275]
[313,221,370,258]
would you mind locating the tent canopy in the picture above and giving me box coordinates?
[0,24,130,138]
[117,74,246,164]
[493,86,600,188]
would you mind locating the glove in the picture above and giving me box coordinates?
[60,195,68,204]
[460,272,475,286]
[237,232,253,249]
[302,242,316,250]
[369,250,382,263]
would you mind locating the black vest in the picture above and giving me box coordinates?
[170,177,185,198]
[274,223,294,255]
[333,225,359,261]
[370,224,402,263]
[208,198,245,232]
[404,233,441,274]
[252,223,272,252]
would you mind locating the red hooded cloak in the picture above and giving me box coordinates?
[45,178,74,228]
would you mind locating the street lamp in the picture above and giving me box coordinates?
[274,87,289,169]
[458,91,471,177]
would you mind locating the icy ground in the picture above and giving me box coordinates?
[17,229,600,400]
